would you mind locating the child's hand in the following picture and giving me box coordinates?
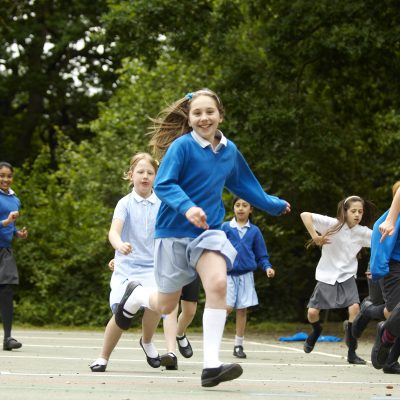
[108,259,115,272]
[185,207,209,229]
[313,235,330,247]
[379,220,395,242]
[16,227,28,239]
[118,242,132,255]
[5,211,19,225]
[282,202,291,215]
[266,268,275,278]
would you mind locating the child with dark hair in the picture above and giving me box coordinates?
[0,161,28,351]
[222,197,276,359]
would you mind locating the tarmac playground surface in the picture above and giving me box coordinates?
[0,328,399,400]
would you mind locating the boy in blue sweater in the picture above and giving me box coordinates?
[223,197,275,359]
[0,161,28,351]
[113,89,290,387]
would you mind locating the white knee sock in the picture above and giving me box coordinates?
[203,308,226,369]
[235,335,244,347]
[123,286,150,317]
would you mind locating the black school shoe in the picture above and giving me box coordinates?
[89,360,107,372]
[3,337,22,351]
[176,335,193,358]
[383,361,400,374]
[140,337,161,368]
[347,353,366,365]
[371,322,393,369]
[233,345,247,359]
[114,281,142,330]
[160,352,178,370]
[201,363,243,387]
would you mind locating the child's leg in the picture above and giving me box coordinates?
[0,284,13,339]
[140,308,162,368]
[235,308,247,338]
[177,300,197,337]
[163,305,179,354]
[346,303,366,364]
[90,315,123,371]
[233,308,247,358]
[117,285,180,329]
[196,250,227,368]
[304,308,322,353]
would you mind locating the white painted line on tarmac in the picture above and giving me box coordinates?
[0,370,399,388]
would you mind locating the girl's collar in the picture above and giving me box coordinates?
[0,188,15,195]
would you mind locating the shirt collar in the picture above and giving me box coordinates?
[191,130,227,151]
[0,188,15,196]
[229,217,251,229]
[131,189,157,204]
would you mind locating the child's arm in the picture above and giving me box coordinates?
[300,212,330,246]
[108,218,132,255]
[379,189,400,242]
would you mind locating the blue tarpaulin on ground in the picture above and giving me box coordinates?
[278,332,342,342]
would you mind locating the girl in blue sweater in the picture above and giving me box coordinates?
[0,161,28,351]
[114,89,290,387]
[222,197,275,359]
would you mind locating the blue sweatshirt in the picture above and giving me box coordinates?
[0,190,20,248]
[370,210,400,280]
[222,221,272,275]
[154,132,287,238]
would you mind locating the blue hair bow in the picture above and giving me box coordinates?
[185,92,193,100]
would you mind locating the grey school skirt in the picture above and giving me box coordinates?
[307,276,359,310]
[0,248,19,284]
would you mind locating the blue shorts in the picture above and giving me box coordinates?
[154,230,237,293]
[226,272,258,309]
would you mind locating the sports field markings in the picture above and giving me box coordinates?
[0,370,398,387]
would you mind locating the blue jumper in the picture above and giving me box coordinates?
[222,221,272,275]
[154,133,287,239]
[370,210,400,280]
[0,190,20,248]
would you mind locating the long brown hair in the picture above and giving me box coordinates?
[306,195,375,248]
[148,89,224,160]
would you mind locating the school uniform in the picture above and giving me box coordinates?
[222,218,272,309]
[307,213,372,309]
[0,189,20,285]
[153,130,287,293]
[109,190,160,310]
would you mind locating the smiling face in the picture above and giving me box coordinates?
[129,158,156,198]
[188,94,223,143]
[0,166,13,193]
[345,200,364,228]
[233,198,253,224]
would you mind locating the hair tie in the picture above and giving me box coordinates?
[344,195,361,205]
[185,92,193,100]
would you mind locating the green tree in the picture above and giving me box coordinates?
[0,0,117,167]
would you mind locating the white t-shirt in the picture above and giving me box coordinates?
[311,213,372,285]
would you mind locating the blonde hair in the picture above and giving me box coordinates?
[123,152,159,186]
[392,181,400,197]
[148,88,224,159]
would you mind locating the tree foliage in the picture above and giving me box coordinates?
[0,0,117,167]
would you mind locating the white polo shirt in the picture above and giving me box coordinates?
[311,213,372,285]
